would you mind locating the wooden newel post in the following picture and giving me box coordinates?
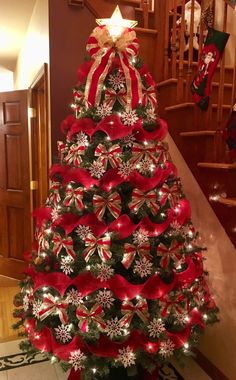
[154,0,169,82]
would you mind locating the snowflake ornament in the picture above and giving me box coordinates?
[95,290,114,309]
[175,311,189,325]
[96,263,114,282]
[121,109,139,126]
[105,317,122,339]
[146,108,157,122]
[23,294,30,312]
[136,157,154,175]
[147,318,165,338]
[170,221,182,235]
[76,225,91,240]
[122,134,136,147]
[55,324,72,343]
[108,72,125,90]
[96,102,113,118]
[60,256,74,275]
[118,346,136,368]
[133,229,149,245]
[66,289,83,306]
[69,349,86,371]
[118,161,134,179]
[76,132,89,146]
[89,161,106,179]
[159,339,175,358]
[133,257,153,278]
[32,300,42,319]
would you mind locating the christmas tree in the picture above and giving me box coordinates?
[14,6,218,380]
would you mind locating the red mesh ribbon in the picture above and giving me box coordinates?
[85,27,142,108]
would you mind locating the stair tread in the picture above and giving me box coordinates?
[135,27,157,34]
[165,102,194,111]
[180,130,216,137]
[218,197,236,206]
[197,162,236,170]
[158,78,232,88]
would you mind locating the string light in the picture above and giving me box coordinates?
[92,368,97,374]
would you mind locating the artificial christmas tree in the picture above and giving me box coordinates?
[14,6,219,380]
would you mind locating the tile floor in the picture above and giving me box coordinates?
[0,339,213,380]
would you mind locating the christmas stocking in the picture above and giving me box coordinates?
[191,28,229,110]
[223,98,236,160]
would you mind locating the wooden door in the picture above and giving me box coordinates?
[0,90,31,278]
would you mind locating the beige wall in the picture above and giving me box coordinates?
[14,0,49,89]
[0,66,14,91]
[166,134,236,380]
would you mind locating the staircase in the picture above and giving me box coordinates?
[80,0,236,246]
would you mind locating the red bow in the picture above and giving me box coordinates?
[38,294,68,324]
[158,183,180,209]
[122,242,151,269]
[76,304,105,332]
[36,228,50,252]
[156,143,171,164]
[105,87,127,108]
[142,85,157,108]
[160,292,187,317]
[47,182,61,206]
[93,192,121,220]
[73,89,85,103]
[95,143,122,169]
[120,299,149,326]
[157,241,183,269]
[129,188,159,215]
[83,233,112,262]
[57,141,66,163]
[64,185,84,211]
[65,143,85,167]
[53,233,75,260]
[131,143,157,166]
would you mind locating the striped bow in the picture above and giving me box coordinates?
[36,228,50,252]
[158,183,180,209]
[120,299,149,327]
[156,143,171,164]
[73,88,85,103]
[122,242,151,269]
[64,185,84,211]
[57,141,66,163]
[157,241,183,269]
[129,188,159,215]
[47,182,61,206]
[65,143,85,167]
[93,192,121,220]
[95,143,122,169]
[53,233,75,260]
[131,143,157,165]
[105,87,127,108]
[39,294,68,324]
[160,292,187,317]
[76,304,105,333]
[142,85,157,108]
[83,233,112,262]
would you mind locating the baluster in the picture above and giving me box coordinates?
[177,0,186,102]
[185,0,195,101]
[163,0,170,80]
[171,0,178,78]
[141,0,149,28]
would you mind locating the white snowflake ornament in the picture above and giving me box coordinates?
[148,318,165,338]
[96,263,114,282]
[105,317,122,339]
[108,72,125,90]
[55,324,72,343]
[122,134,136,147]
[133,229,149,245]
[89,161,106,179]
[118,162,134,179]
[96,102,113,118]
[66,289,83,306]
[76,132,89,146]
[60,256,74,275]
[159,339,175,358]
[76,225,91,240]
[95,290,114,309]
[136,157,154,175]
[69,349,86,371]
[122,109,139,126]
[133,257,153,278]
[146,108,157,122]
[32,300,42,319]
[118,346,136,368]
[23,294,30,312]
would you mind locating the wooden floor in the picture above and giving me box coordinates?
[0,275,20,342]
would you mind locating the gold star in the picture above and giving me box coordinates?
[96,5,138,40]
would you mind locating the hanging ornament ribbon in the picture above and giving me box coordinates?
[65,143,85,167]
[38,294,68,324]
[95,143,122,169]
[93,192,121,220]
[158,183,180,209]
[105,87,127,108]
[64,185,84,211]
[157,241,183,269]
[129,188,159,215]
[120,299,149,326]
[83,233,112,262]
[85,26,142,108]
[122,242,151,269]
[142,85,157,108]
[76,304,105,333]
[131,143,157,166]
[53,233,75,260]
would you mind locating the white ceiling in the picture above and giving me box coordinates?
[0,0,36,71]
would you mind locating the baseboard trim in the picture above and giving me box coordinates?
[194,349,229,380]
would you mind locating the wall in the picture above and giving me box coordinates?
[48,1,96,159]
[166,134,236,380]
[0,66,14,91]
[14,0,49,89]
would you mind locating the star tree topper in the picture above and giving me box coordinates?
[96,5,138,40]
